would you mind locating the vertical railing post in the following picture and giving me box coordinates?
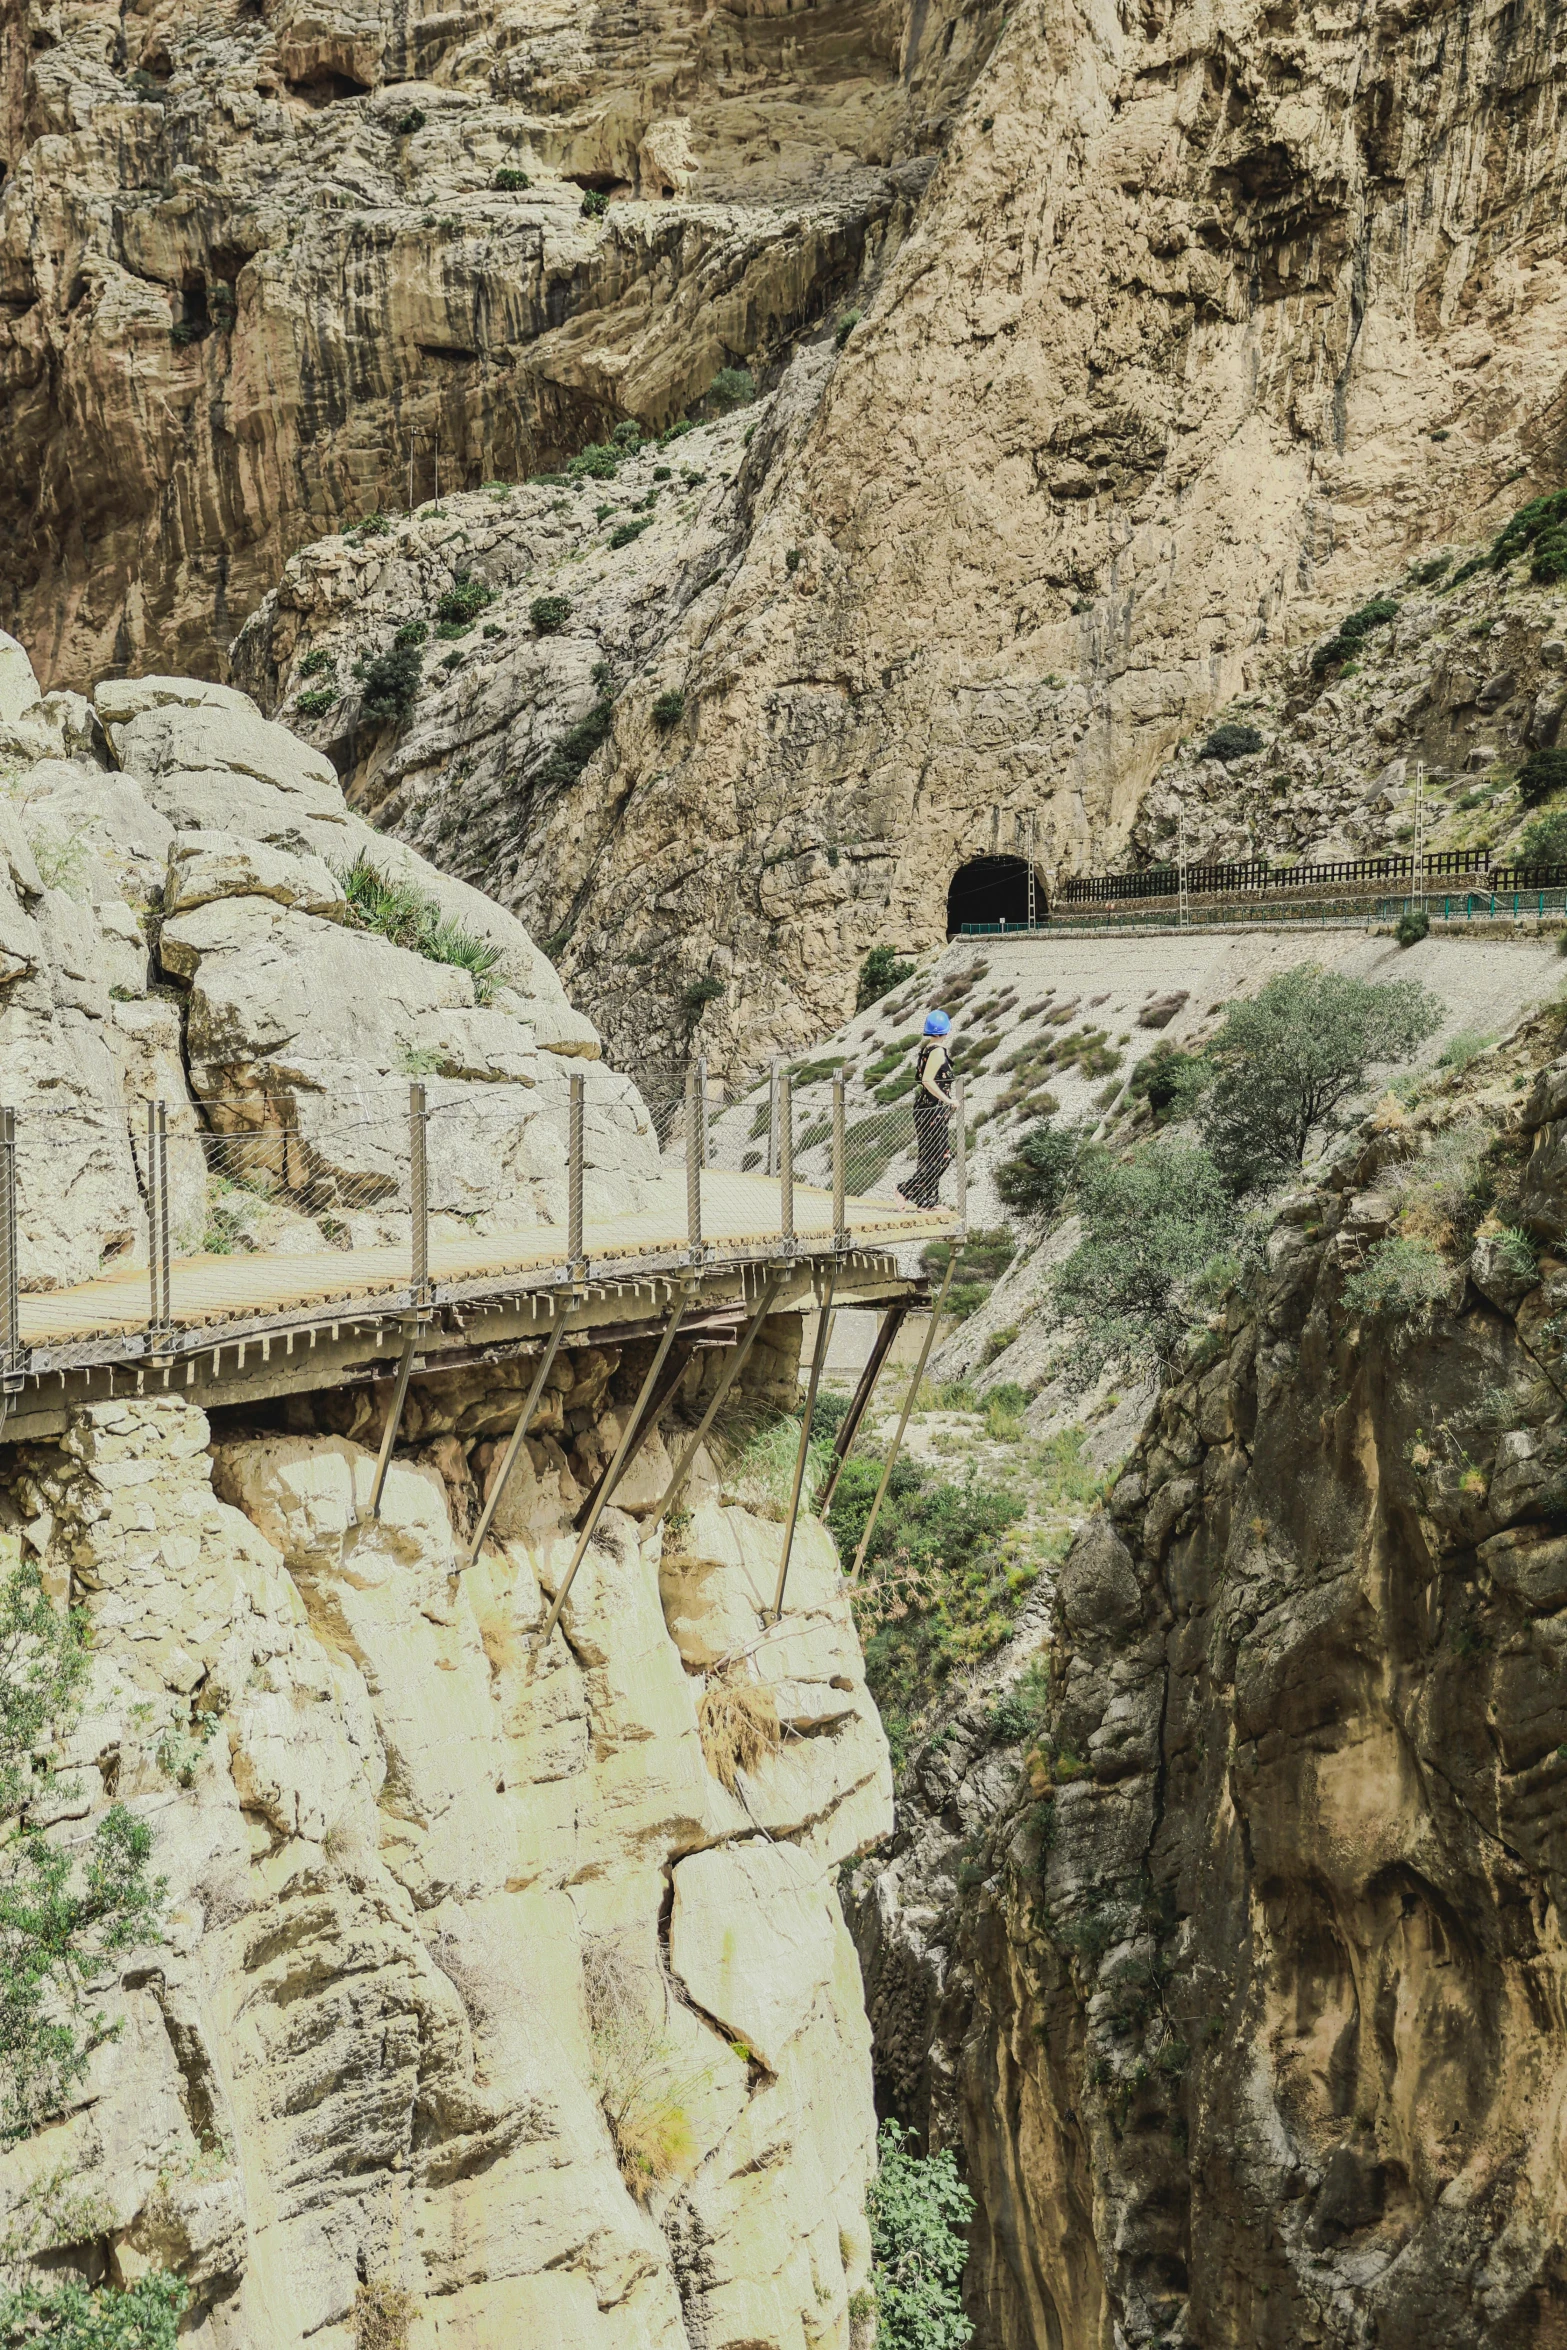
[685,1063,703,1261]
[779,1068,794,1253]
[767,1057,781,1178]
[953,1074,968,1241]
[409,1081,430,1307]
[568,1071,585,1274]
[0,1108,18,1376]
[831,1072,847,1251]
[146,1102,159,1335]
[157,1102,171,1331]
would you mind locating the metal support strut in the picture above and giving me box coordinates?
[367,1322,421,1520]
[463,1313,572,1567]
[647,1270,785,1531]
[850,1253,957,1580]
[772,1266,837,1622]
[540,1279,691,1644]
[816,1302,907,1515]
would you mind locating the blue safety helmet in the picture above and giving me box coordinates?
[923,1010,951,1036]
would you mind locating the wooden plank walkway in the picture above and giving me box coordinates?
[19,1168,947,1349]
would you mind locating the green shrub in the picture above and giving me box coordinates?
[1342,1234,1451,1317]
[360,640,422,723]
[857,944,916,1011]
[169,321,200,346]
[786,547,802,573]
[1519,808,1567,867]
[652,688,686,729]
[299,647,335,677]
[536,698,614,789]
[1199,722,1264,762]
[580,188,609,217]
[1395,907,1430,947]
[1409,554,1452,585]
[295,687,337,718]
[356,510,391,537]
[1126,1041,1202,1118]
[866,2118,975,2350]
[1199,963,1442,1192]
[1049,1138,1238,1373]
[394,619,428,648]
[0,2271,189,2350]
[339,854,502,1000]
[396,107,425,133]
[482,621,504,639]
[530,594,572,633]
[568,441,619,479]
[681,974,724,1018]
[610,519,649,548]
[1311,596,1399,674]
[1488,488,1567,572]
[1519,747,1567,807]
[434,573,494,627]
[987,1655,1051,1744]
[707,366,757,411]
[611,419,641,447]
[0,1559,164,2145]
[995,1120,1080,1219]
[494,166,530,190]
[836,309,862,347]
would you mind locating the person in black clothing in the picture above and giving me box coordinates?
[898,1009,954,1208]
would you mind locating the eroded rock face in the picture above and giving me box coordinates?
[850,1035,1567,2346]
[223,0,1567,1082]
[0,0,996,684]
[0,1338,890,2347]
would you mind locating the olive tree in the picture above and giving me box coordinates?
[1198,965,1442,1193]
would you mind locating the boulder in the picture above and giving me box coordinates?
[0,629,41,725]
[164,830,347,919]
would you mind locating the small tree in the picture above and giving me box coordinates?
[1198,964,1442,1193]
[994,1121,1080,1219]
[1519,747,1567,808]
[856,945,915,1012]
[1049,1139,1238,1374]
[1519,807,1567,867]
[866,2118,974,2350]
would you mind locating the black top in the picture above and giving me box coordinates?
[916,1037,952,1100]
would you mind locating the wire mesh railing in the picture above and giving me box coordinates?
[0,1064,965,1366]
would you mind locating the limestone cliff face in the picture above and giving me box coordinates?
[849,1014,1567,2347]
[223,0,1567,1083]
[0,1332,892,2346]
[0,0,997,685]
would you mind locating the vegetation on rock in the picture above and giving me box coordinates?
[339,854,502,1000]
[856,945,916,1011]
[865,2118,974,2350]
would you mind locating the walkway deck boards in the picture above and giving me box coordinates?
[19,1170,947,1348]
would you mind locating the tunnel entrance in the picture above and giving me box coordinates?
[946,856,1043,937]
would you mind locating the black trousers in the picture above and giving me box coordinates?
[904,1096,951,1207]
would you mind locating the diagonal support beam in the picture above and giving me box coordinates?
[462,1313,572,1568]
[367,1320,422,1520]
[772,1266,837,1622]
[815,1302,908,1515]
[539,1279,691,1645]
[646,1270,784,1533]
[850,1252,956,1580]
[570,1339,695,1531]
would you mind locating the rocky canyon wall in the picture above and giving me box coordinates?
[222,0,1567,1083]
[849,1006,1567,2348]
